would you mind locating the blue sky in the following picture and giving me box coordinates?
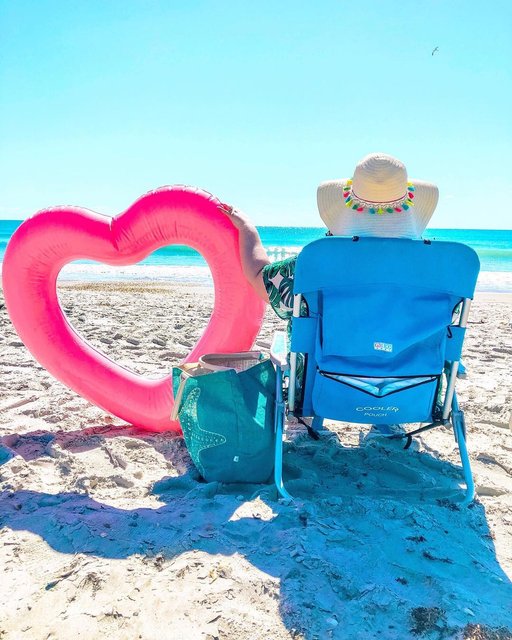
[1,0,511,228]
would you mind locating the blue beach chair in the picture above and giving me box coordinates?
[270,237,480,504]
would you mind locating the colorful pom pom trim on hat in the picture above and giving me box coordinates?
[342,179,415,214]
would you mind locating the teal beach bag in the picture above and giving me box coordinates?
[171,353,276,483]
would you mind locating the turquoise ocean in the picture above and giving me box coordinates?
[1,221,511,292]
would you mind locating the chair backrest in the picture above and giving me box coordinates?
[290,237,480,422]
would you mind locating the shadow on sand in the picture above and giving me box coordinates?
[1,424,511,639]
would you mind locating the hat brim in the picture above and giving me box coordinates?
[317,178,439,239]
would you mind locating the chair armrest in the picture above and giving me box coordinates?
[270,331,288,370]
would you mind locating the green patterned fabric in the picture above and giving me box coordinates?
[262,256,297,319]
[262,256,305,407]
[172,360,276,483]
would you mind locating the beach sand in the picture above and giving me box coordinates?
[0,281,511,640]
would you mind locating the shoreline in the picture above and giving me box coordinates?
[2,263,512,293]
[54,279,512,303]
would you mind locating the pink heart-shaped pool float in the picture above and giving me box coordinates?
[2,186,266,432]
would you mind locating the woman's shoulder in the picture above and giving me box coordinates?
[262,256,297,319]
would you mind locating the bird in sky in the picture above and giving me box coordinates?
[432,46,439,56]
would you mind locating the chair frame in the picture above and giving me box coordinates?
[271,293,475,505]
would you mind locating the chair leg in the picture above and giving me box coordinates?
[311,415,324,432]
[299,415,323,440]
[452,394,475,505]
[274,367,293,501]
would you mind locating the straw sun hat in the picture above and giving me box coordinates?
[317,153,439,239]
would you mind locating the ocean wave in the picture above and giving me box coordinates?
[475,271,512,293]
[1,262,510,292]
[0,262,213,284]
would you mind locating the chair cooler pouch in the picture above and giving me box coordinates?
[312,371,440,423]
[172,354,276,484]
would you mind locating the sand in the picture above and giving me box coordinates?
[0,281,511,640]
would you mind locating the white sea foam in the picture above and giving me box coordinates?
[265,246,302,260]
[1,262,511,292]
[476,271,512,293]
[53,266,512,293]
[55,263,214,284]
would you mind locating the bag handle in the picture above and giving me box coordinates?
[170,371,192,421]
[170,363,206,421]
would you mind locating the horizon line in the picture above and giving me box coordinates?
[0,218,510,233]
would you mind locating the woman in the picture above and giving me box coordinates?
[220,154,440,436]
[221,152,439,326]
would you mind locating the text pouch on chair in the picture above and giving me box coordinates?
[317,285,457,376]
[312,372,441,424]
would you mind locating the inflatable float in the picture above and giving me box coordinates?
[2,186,266,432]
